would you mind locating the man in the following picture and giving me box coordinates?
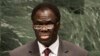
[9,3,88,56]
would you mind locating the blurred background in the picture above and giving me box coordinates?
[0,0,100,56]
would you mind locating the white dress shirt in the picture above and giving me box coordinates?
[38,37,59,56]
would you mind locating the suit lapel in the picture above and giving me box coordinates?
[28,40,40,56]
[58,40,69,56]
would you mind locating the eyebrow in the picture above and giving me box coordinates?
[33,20,57,24]
[36,18,55,21]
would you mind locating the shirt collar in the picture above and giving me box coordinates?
[38,41,45,54]
[38,36,59,55]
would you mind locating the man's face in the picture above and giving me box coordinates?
[32,9,60,46]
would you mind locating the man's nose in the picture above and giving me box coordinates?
[40,25,48,31]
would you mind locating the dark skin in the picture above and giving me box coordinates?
[32,9,60,47]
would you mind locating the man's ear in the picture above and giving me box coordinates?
[57,22,60,28]
[32,23,35,29]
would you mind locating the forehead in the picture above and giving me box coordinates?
[34,9,57,21]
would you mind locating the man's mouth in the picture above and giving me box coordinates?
[41,35,49,39]
[39,33,50,40]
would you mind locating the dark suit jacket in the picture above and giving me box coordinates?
[9,39,88,56]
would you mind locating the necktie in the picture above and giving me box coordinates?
[44,48,51,56]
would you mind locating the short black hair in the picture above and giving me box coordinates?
[31,3,60,22]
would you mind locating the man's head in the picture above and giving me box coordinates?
[31,3,60,47]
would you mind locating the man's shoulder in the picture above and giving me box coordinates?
[61,40,88,56]
[9,41,35,56]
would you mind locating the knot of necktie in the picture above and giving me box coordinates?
[44,48,51,56]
